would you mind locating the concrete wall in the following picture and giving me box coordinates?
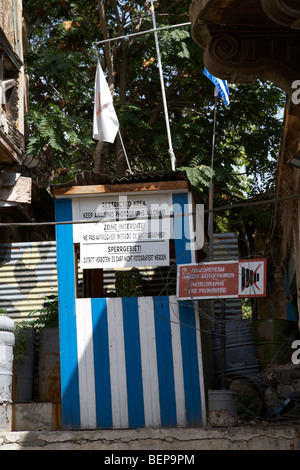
[3,402,298,450]
[0,425,299,450]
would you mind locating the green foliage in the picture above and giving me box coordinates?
[158,26,191,60]
[28,295,59,329]
[242,298,252,319]
[24,0,286,225]
[236,387,260,421]
[115,269,143,297]
[14,296,59,361]
[14,321,34,362]
[178,164,213,187]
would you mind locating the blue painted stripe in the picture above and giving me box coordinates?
[172,193,192,265]
[154,296,177,427]
[179,301,202,426]
[91,298,113,428]
[172,193,201,425]
[122,297,145,428]
[55,198,80,429]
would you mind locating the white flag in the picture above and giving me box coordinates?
[93,61,119,142]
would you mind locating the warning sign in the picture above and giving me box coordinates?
[177,261,239,300]
[177,259,266,300]
[79,194,171,269]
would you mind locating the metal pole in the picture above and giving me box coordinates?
[92,22,191,46]
[149,0,176,171]
[209,182,214,261]
[211,93,217,176]
[118,129,133,174]
[209,94,217,349]
[220,302,226,389]
[209,94,217,260]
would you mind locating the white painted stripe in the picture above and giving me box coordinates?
[76,298,97,429]
[169,296,186,426]
[138,297,161,427]
[194,303,206,425]
[71,198,80,243]
[107,298,128,429]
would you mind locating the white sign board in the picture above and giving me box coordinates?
[79,194,172,269]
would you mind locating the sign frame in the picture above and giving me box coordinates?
[78,192,173,269]
[177,258,267,300]
[238,258,267,298]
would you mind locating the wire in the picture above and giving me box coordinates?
[0,191,299,227]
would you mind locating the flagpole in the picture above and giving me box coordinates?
[149,0,176,171]
[211,92,218,176]
[118,129,133,174]
[203,69,229,260]
[209,93,217,261]
[93,22,191,46]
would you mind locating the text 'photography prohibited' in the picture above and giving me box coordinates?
[177,259,267,300]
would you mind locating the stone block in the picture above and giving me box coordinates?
[12,403,61,431]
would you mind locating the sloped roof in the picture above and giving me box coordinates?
[52,169,191,190]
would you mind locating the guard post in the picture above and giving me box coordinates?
[52,171,208,430]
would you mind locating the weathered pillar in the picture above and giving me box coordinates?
[0,315,15,431]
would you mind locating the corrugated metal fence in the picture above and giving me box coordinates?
[0,242,58,320]
[213,233,242,317]
[0,242,178,320]
[0,235,241,321]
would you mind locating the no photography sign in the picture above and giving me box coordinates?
[177,259,267,300]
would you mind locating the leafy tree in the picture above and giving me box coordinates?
[24,0,285,223]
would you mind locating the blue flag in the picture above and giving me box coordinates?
[203,68,230,106]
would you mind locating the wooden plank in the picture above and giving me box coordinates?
[107,298,128,429]
[53,180,188,196]
[138,296,161,427]
[154,296,177,427]
[55,198,81,428]
[76,298,97,429]
[122,297,145,428]
[169,296,186,427]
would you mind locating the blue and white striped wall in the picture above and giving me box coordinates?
[69,295,204,429]
[55,192,206,430]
